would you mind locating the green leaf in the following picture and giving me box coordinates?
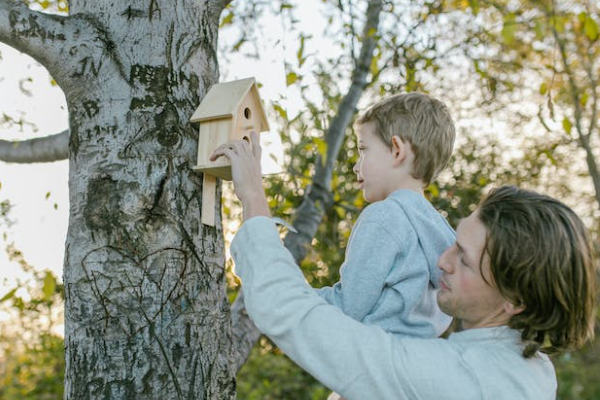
[534,19,546,39]
[273,104,288,120]
[580,92,589,107]
[551,15,566,33]
[0,287,17,303]
[370,49,381,77]
[43,272,56,301]
[427,183,440,198]
[314,137,328,165]
[584,15,599,41]
[286,72,298,86]
[219,12,234,28]
[233,38,246,51]
[539,82,548,95]
[562,117,572,135]
[468,0,480,15]
[45,191,51,199]
[502,14,517,45]
[297,36,307,67]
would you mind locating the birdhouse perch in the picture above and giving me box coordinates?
[190,77,270,226]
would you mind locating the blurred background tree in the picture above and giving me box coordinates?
[0,0,598,399]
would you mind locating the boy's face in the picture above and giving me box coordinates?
[353,122,395,203]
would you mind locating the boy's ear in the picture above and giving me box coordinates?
[390,135,408,166]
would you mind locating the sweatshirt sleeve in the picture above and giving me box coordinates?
[230,217,482,400]
[315,216,402,322]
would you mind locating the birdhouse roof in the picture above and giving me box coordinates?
[190,77,269,131]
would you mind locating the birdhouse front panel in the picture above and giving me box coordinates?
[232,89,264,140]
[195,118,234,180]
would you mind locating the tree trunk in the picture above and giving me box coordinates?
[1,0,236,398]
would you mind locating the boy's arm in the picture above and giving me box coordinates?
[314,284,341,305]
[330,216,403,321]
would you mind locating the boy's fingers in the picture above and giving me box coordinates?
[210,139,252,161]
[216,147,236,161]
[210,144,237,161]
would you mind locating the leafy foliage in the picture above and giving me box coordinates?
[0,245,64,399]
[228,1,600,399]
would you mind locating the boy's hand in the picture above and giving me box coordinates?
[209,131,270,220]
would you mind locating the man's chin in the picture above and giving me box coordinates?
[436,294,453,316]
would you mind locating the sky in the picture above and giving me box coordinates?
[0,2,338,296]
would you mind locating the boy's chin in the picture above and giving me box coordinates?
[362,192,383,203]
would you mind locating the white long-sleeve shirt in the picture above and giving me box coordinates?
[231,216,557,400]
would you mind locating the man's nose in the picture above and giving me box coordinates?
[438,247,454,273]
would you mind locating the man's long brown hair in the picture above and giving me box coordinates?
[478,186,597,358]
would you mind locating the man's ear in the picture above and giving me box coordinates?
[390,135,408,166]
[503,301,526,316]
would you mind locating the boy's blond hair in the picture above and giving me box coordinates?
[355,92,455,186]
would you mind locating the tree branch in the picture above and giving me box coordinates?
[0,129,68,163]
[230,290,261,372]
[284,0,383,263]
[208,0,234,15]
[0,1,73,76]
[229,0,385,372]
[551,14,600,218]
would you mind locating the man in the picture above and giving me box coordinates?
[211,132,597,400]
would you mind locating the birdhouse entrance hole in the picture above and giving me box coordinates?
[244,107,252,119]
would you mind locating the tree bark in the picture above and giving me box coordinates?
[1,0,237,398]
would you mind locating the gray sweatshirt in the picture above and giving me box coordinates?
[316,189,455,337]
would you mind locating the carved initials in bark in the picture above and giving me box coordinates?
[71,246,212,397]
[79,247,189,334]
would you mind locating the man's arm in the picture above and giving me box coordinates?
[231,217,481,400]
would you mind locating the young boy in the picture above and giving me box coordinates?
[315,92,456,339]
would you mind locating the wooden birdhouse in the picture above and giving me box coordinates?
[191,77,270,180]
[190,77,270,226]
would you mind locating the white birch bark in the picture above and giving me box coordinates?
[1,0,237,398]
